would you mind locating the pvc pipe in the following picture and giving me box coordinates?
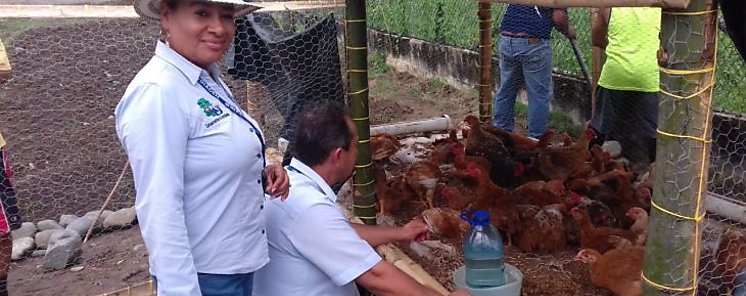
[371,115,453,136]
[705,192,746,225]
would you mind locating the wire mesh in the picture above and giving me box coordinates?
[0,0,743,295]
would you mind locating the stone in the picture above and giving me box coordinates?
[132,244,146,252]
[103,208,137,230]
[59,214,78,227]
[602,140,623,159]
[37,220,63,232]
[31,250,46,258]
[85,210,114,227]
[11,237,35,260]
[35,229,57,249]
[66,216,96,238]
[11,222,36,240]
[70,266,84,272]
[44,229,82,270]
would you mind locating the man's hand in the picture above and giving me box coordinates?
[264,164,290,200]
[397,219,430,242]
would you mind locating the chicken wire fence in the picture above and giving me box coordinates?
[0,1,743,295]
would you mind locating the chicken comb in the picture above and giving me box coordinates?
[512,163,525,177]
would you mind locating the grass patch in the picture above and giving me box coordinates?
[514,103,583,137]
[369,53,392,78]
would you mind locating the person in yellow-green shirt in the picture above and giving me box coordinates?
[589,7,661,169]
[0,131,22,296]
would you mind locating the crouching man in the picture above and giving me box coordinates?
[253,102,469,296]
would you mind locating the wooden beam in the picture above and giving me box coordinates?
[0,2,345,18]
[0,39,10,82]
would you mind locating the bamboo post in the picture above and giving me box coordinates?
[477,1,493,123]
[345,0,377,225]
[641,0,718,294]
[0,39,10,82]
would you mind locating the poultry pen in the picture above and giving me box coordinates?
[336,114,746,296]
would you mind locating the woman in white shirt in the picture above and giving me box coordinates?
[115,1,289,295]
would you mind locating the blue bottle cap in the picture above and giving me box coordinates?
[471,210,490,226]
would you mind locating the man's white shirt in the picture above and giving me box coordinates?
[253,158,381,296]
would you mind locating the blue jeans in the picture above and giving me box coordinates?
[492,36,553,138]
[153,272,254,296]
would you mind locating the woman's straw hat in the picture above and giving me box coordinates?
[134,0,262,20]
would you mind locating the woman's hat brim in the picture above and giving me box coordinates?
[134,0,262,20]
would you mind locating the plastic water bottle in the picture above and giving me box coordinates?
[462,210,506,288]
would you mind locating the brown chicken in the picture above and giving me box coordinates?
[482,123,554,153]
[570,207,641,254]
[370,133,401,161]
[429,130,461,164]
[537,128,596,180]
[713,228,746,295]
[568,191,619,229]
[420,207,470,244]
[509,203,568,253]
[606,172,650,228]
[405,160,443,209]
[462,115,524,187]
[440,185,474,212]
[626,207,649,245]
[575,237,645,296]
[374,165,415,214]
[510,179,565,207]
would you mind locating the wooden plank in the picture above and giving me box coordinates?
[0,39,10,82]
[345,209,451,295]
[0,2,344,18]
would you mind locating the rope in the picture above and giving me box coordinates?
[355,163,372,168]
[352,180,375,187]
[662,9,716,16]
[352,116,370,121]
[659,67,714,75]
[656,130,711,143]
[650,201,706,221]
[353,203,377,209]
[345,46,367,50]
[347,87,368,95]
[660,82,714,100]
[641,272,695,292]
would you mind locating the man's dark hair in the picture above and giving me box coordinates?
[292,102,353,167]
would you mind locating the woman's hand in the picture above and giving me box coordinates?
[264,164,290,200]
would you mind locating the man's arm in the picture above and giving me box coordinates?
[552,9,577,40]
[350,219,428,247]
[357,261,470,296]
[591,8,611,48]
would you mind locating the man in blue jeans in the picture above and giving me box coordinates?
[493,5,576,139]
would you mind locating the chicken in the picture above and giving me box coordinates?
[570,207,641,254]
[537,128,596,180]
[509,203,567,253]
[626,207,648,245]
[511,179,565,207]
[568,191,619,229]
[374,165,415,214]
[440,185,474,212]
[370,133,401,161]
[462,115,524,187]
[713,228,746,295]
[420,207,469,244]
[481,123,555,153]
[405,160,443,209]
[606,171,649,228]
[575,237,645,296]
[429,129,461,165]
[567,169,633,195]
[451,162,513,211]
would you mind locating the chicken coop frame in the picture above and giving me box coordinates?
[345,0,720,295]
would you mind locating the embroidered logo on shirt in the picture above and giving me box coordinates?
[197,98,223,117]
